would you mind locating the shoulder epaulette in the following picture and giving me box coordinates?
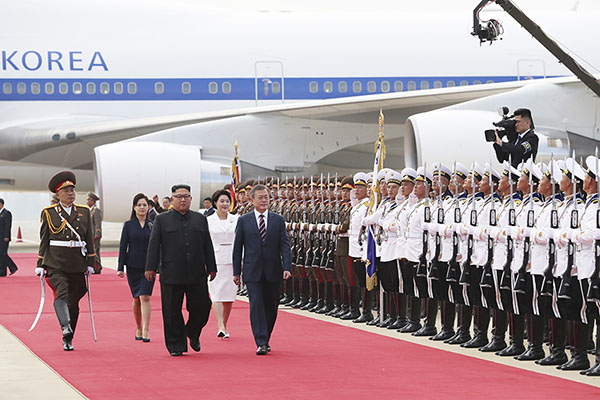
[75,203,89,209]
[43,204,58,210]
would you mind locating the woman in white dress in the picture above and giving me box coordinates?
[207,189,239,338]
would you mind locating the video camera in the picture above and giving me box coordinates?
[484,106,517,142]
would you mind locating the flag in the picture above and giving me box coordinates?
[365,110,386,291]
[230,141,241,212]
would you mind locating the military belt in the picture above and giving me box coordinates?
[49,240,86,248]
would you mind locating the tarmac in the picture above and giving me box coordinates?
[2,235,599,399]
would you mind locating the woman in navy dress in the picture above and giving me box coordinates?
[117,193,154,342]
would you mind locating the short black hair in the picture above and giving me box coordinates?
[211,189,231,205]
[203,197,212,202]
[513,108,534,129]
[171,184,191,193]
[0,198,4,205]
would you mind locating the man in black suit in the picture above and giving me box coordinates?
[0,199,18,276]
[233,184,292,355]
[145,184,217,356]
[202,197,215,217]
[493,108,538,168]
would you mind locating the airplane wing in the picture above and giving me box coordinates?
[0,77,575,169]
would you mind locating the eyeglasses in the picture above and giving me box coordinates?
[172,194,191,200]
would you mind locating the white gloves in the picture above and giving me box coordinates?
[86,266,95,275]
[35,267,45,276]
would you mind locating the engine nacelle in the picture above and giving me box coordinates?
[94,142,230,222]
[405,109,569,169]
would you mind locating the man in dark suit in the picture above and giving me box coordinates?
[145,184,217,356]
[493,108,538,168]
[202,197,215,217]
[233,184,292,355]
[0,199,18,276]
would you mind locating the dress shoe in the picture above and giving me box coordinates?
[461,335,489,349]
[514,346,545,361]
[412,325,437,337]
[536,350,568,366]
[430,329,455,341]
[340,310,360,320]
[170,351,183,356]
[353,312,374,324]
[377,317,392,328]
[62,338,74,351]
[279,295,290,304]
[326,305,341,316]
[135,335,143,341]
[496,343,526,357]
[557,355,590,371]
[446,332,471,345]
[399,321,421,333]
[267,345,271,352]
[582,362,600,376]
[9,269,17,275]
[256,345,268,355]
[387,318,408,331]
[316,304,333,314]
[217,331,226,338]
[366,315,380,326]
[308,301,323,313]
[444,331,460,344]
[189,337,201,352]
[332,305,349,318]
[479,338,507,352]
[142,337,150,343]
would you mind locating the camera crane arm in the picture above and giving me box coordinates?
[473,0,600,99]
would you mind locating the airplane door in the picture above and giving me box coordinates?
[517,59,546,80]
[255,61,284,105]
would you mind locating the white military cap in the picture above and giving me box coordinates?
[541,162,558,183]
[564,158,586,182]
[366,171,374,184]
[502,161,521,181]
[387,170,402,186]
[522,159,543,183]
[484,162,501,183]
[471,162,484,182]
[416,166,433,184]
[432,162,452,181]
[401,167,417,184]
[454,162,469,180]
[377,168,391,182]
[585,155,600,180]
[353,172,368,186]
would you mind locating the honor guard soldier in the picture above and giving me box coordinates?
[35,171,96,351]
[87,191,103,274]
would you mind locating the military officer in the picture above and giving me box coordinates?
[35,171,96,351]
[87,191,103,274]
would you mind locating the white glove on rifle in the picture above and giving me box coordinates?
[86,266,95,276]
[35,267,45,276]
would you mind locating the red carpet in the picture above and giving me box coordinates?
[1,253,599,399]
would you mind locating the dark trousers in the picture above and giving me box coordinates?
[246,279,281,347]
[0,241,17,276]
[45,268,87,334]
[160,281,211,353]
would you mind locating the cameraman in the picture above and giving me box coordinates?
[493,108,538,168]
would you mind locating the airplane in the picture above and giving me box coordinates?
[1,0,599,221]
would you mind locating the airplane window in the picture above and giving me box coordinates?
[407,81,416,91]
[31,82,41,95]
[182,82,191,94]
[2,82,12,94]
[446,80,456,87]
[155,82,165,95]
[324,81,333,93]
[473,80,482,85]
[433,80,442,89]
[271,81,280,94]
[59,82,68,94]
[86,82,96,95]
[209,82,218,94]
[73,82,82,95]
[114,82,123,94]
[127,82,137,94]
[338,81,347,93]
[17,82,26,94]
[222,81,231,94]
[353,81,362,93]
[309,81,318,93]
[45,82,54,95]
[394,81,403,92]
[367,81,376,93]
[381,81,390,92]
[459,80,468,86]
[420,81,429,90]
[100,82,110,95]
[486,79,494,84]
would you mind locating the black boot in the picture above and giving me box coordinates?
[309,282,325,312]
[400,297,422,333]
[537,318,568,365]
[318,281,335,314]
[480,309,507,352]
[340,286,361,320]
[462,306,490,348]
[354,289,374,323]
[431,301,455,341]
[447,305,471,344]
[413,299,438,337]
[497,313,525,356]
[54,299,74,351]
[516,314,545,361]
[559,322,590,371]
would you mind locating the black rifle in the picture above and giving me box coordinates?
[588,149,600,301]
[446,162,462,282]
[558,157,579,300]
[459,165,478,286]
[514,165,535,294]
[429,168,444,280]
[499,156,516,290]
[416,164,431,277]
[540,157,559,297]
[480,168,497,288]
